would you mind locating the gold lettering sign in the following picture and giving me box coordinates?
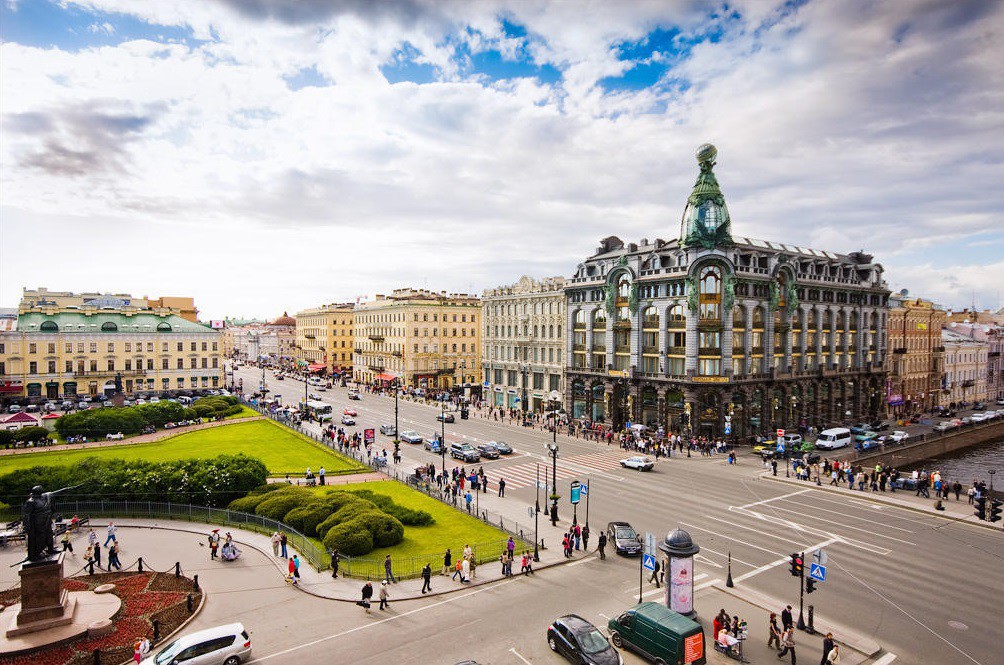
[692,375,730,384]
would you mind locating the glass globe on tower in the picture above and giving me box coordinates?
[679,143,733,249]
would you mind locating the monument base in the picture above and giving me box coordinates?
[13,552,68,628]
[5,595,76,637]
[0,591,121,656]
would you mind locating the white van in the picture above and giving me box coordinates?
[177,396,193,405]
[142,622,251,665]
[815,427,851,450]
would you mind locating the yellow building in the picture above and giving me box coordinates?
[21,288,199,323]
[0,290,222,402]
[887,294,947,414]
[354,289,480,390]
[294,304,354,375]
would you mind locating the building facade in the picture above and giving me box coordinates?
[294,305,353,375]
[564,144,890,439]
[886,294,946,415]
[941,328,988,405]
[0,290,223,402]
[354,289,480,390]
[481,276,566,412]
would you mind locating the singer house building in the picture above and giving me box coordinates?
[563,144,890,440]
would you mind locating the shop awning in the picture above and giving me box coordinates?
[308,364,327,373]
[375,372,398,382]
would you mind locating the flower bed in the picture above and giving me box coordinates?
[3,572,202,665]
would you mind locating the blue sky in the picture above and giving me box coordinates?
[1,0,1002,318]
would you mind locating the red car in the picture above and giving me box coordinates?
[343,408,358,417]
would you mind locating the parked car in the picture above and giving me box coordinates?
[141,622,252,665]
[343,407,358,417]
[149,397,160,403]
[973,401,987,411]
[380,424,397,436]
[815,427,851,450]
[476,443,500,459]
[547,614,622,665]
[141,425,156,435]
[970,412,990,422]
[932,421,957,432]
[42,401,57,412]
[400,431,423,444]
[491,441,513,455]
[606,521,642,556]
[620,456,654,471]
[855,436,881,451]
[340,415,356,426]
[889,430,909,444]
[25,404,40,413]
[607,603,704,665]
[348,390,361,400]
[77,400,91,410]
[135,399,146,405]
[436,412,455,423]
[60,400,74,411]
[870,420,891,432]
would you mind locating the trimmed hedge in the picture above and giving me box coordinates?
[254,489,313,521]
[283,504,329,532]
[351,511,405,548]
[55,401,195,438]
[14,427,51,444]
[323,519,375,556]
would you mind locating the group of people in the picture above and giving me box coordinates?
[444,544,477,584]
[767,606,840,664]
[80,523,123,572]
[561,522,589,558]
[207,529,241,561]
[713,609,747,658]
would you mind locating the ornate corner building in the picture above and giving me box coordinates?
[563,144,891,439]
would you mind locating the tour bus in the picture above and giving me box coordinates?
[299,400,333,422]
[815,427,852,450]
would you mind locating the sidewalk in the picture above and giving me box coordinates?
[760,471,1000,529]
[81,518,582,603]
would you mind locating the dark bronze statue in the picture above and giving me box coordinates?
[21,485,74,562]
[114,372,123,395]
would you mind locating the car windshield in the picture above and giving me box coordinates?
[615,528,636,540]
[154,639,182,664]
[577,628,610,654]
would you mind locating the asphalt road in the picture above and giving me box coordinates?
[230,367,1004,665]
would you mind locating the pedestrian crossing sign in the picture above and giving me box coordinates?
[642,553,657,572]
[809,563,826,582]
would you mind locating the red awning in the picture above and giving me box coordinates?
[375,373,398,382]
[308,364,327,373]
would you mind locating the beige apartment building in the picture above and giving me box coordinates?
[941,328,988,405]
[482,275,566,412]
[294,304,354,375]
[0,289,223,402]
[886,294,946,414]
[354,289,480,390]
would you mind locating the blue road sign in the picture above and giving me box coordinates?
[724,423,732,435]
[776,442,785,453]
[642,553,657,572]
[809,563,827,582]
[580,483,588,496]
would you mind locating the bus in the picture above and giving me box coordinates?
[299,400,333,422]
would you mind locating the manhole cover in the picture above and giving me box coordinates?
[948,621,968,631]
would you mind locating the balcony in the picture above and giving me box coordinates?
[368,365,385,373]
[614,345,631,354]
[572,344,586,352]
[667,346,686,356]
[73,369,147,378]
[893,347,907,354]
[353,348,364,354]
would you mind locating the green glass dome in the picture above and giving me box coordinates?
[679,143,733,249]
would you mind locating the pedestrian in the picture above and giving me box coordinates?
[461,557,471,583]
[331,549,340,578]
[359,582,373,613]
[648,558,661,588]
[87,528,97,547]
[280,532,288,558]
[465,491,473,513]
[498,477,506,498]
[573,523,581,551]
[271,532,281,557]
[826,644,840,664]
[506,536,515,560]
[61,530,74,554]
[452,559,463,582]
[442,548,452,575]
[93,541,103,570]
[108,542,122,570]
[781,605,793,631]
[421,563,432,594]
[598,532,607,559]
[287,557,297,585]
[582,523,590,549]
[104,522,117,546]
[820,632,834,665]
[768,612,782,649]
[384,554,397,583]
[777,626,796,663]
[319,466,326,486]
[293,554,301,580]
[772,459,778,476]
[379,580,390,610]
[208,530,220,559]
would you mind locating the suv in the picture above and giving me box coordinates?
[379,424,397,436]
[450,442,480,462]
[142,622,252,665]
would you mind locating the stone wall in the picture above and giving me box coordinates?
[856,420,1004,468]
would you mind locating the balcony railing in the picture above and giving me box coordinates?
[368,335,385,342]
[614,345,631,354]
[73,369,147,378]
[667,346,686,356]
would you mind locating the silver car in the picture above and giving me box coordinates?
[143,622,252,665]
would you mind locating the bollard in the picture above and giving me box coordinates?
[193,574,200,591]
[93,648,100,664]
[807,604,815,633]
[138,557,144,573]
[152,619,161,644]
[186,594,193,613]
[175,561,181,577]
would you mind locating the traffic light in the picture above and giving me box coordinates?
[990,499,1003,523]
[789,553,803,577]
[806,579,816,594]
[974,496,987,521]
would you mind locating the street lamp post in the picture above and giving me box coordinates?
[521,363,529,419]
[533,463,540,562]
[392,378,400,463]
[440,400,447,478]
[547,389,561,526]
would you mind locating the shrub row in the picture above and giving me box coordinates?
[227,485,433,556]
[0,426,50,447]
[0,454,268,508]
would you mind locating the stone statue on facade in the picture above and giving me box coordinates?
[686,275,699,313]
[723,274,736,310]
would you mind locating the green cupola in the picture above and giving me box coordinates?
[679,143,733,249]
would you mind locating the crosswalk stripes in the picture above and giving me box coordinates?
[487,450,645,489]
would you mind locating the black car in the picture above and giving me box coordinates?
[436,413,455,423]
[548,614,621,665]
[606,521,641,556]
[491,441,513,455]
[476,443,500,459]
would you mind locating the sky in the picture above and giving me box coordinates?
[1,0,1002,320]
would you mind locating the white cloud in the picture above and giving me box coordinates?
[1,0,1002,318]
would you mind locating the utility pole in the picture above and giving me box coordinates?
[797,551,806,630]
[533,464,540,562]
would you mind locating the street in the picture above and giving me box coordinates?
[229,366,1003,664]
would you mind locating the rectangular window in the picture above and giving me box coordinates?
[163,359,169,369]
[65,343,72,353]
[212,358,218,368]
[201,358,208,368]
[125,360,132,371]
[65,361,73,373]
[148,359,154,370]
[641,356,659,374]
[107,360,115,371]
[190,358,197,369]
[177,359,184,369]
[507,370,517,386]
[177,342,183,352]
[667,357,685,375]
[201,342,207,351]
[191,342,196,352]
[90,360,97,372]
[29,343,37,354]
[699,358,721,375]
[125,342,132,352]
[107,343,114,353]
[148,342,154,352]
[533,372,544,390]
[48,360,57,373]
[90,343,97,353]
[48,343,56,354]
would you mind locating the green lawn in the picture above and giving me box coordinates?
[225,406,260,419]
[306,481,529,579]
[3,420,367,476]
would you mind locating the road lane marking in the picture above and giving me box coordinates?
[697,546,756,568]
[706,514,827,549]
[733,489,812,510]
[638,574,707,599]
[758,503,917,545]
[694,577,722,591]
[726,508,892,555]
[694,554,724,569]
[731,538,840,584]
[777,498,915,532]
[678,522,787,558]
[509,648,533,664]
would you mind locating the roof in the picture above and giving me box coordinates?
[631,602,702,633]
[2,412,39,424]
[17,311,216,334]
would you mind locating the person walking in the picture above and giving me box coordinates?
[777,626,796,663]
[61,530,74,554]
[452,559,463,582]
[271,532,281,557]
[820,632,834,665]
[461,556,471,583]
[598,532,607,559]
[506,537,515,560]
[581,523,590,550]
[359,582,373,613]
[87,528,98,548]
[421,563,432,594]
[768,612,782,650]
[292,554,301,581]
[208,530,220,559]
[330,549,340,578]
[318,466,326,486]
[573,523,581,551]
[104,522,117,546]
[379,581,390,610]
[92,541,103,570]
[287,557,298,585]
[825,644,840,664]
[279,532,288,558]
[498,478,506,498]
[442,548,452,575]
[108,542,122,571]
[648,557,661,588]
[781,605,794,631]
[384,554,397,583]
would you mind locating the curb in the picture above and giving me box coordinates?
[758,474,1004,532]
[115,580,207,665]
[709,581,882,658]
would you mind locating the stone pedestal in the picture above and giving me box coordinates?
[6,553,75,637]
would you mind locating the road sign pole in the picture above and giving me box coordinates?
[639,548,644,605]
[585,480,591,529]
[797,550,806,630]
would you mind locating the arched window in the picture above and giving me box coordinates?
[157,322,172,332]
[617,275,630,299]
[616,306,630,324]
[101,321,118,332]
[667,305,686,329]
[592,310,606,330]
[643,306,659,329]
[699,266,721,321]
[39,321,58,332]
[752,306,765,329]
[732,305,746,328]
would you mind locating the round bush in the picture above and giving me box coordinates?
[228,494,270,513]
[321,491,361,512]
[322,520,374,556]
[282,504,326,532]
[330,499,379,525]
[254,489,312,521]
[315,512,341,540]
[351,511,405,548]
[301,506,333,536]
